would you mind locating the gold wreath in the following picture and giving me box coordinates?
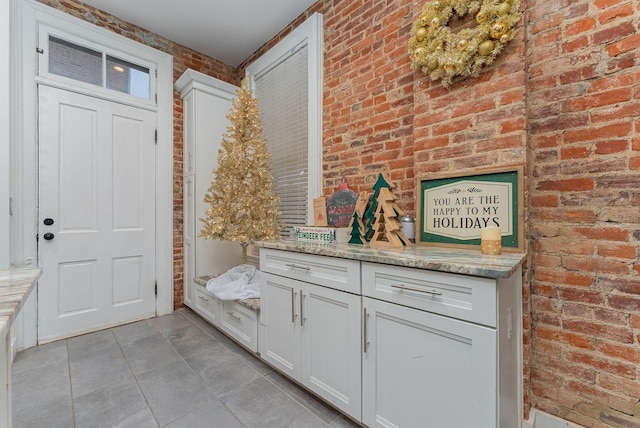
[408,0,520,88]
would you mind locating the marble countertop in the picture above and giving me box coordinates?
[0,268,42,336]
[256,240,526,279]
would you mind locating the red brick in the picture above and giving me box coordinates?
[608,294,640,312]
[607,33,640,57]
[565,319,635,345]
[535,268,594,287]
[597,244,637,259]
[565,18,596,37]
[534,325,595,350]
[593,21,636,46]
[561,146,591,159]
[564,122,632,143]
[564,89,633,111]
[595,140,628,154]
[571,227,629,242]
[536,178,595,192]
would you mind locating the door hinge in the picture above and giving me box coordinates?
[155,281,158,296]
[154,129,157,144]
[36,47,44,54]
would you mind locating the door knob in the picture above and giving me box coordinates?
[43,218,54,226]
[43,232,55,241]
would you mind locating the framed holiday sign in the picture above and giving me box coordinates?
[416,167,524,251]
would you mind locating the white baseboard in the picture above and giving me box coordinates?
[524,409,585,428]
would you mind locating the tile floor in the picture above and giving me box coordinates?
[11,308,361,428]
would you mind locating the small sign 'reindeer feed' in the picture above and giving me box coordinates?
[417,167,523,251]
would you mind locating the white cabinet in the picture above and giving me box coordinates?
[362,262,522,428]
[362,297,496,427]
[191,279,259,353]
[219,299,259,352]
[175,69,242,307]
[260,250,362,420]
[258,246,523,428]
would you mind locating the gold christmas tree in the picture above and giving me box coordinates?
[199,78,281,264]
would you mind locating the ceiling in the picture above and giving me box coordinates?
[79,0,317,67]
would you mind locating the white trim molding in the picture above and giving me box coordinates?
[1,0,10,270]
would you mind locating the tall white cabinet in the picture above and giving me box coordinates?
[175,70,242,307]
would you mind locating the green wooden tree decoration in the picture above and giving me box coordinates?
[199,78,281,264]
[348,210,365,244]
[364,173,393,241]
[348,190,369,245]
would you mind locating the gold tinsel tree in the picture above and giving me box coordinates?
[199,78,281,264]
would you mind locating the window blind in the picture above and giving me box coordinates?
[254,44,309,238]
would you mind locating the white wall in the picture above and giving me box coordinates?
[0,0,10,271]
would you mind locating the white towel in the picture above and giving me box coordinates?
[206,264,261,300]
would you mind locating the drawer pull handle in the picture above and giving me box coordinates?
[363,307,370,353]
[391,284,443,296]
[226,311,242,322]
[291,289,296,323]
[198,295,211,302]
[285,263,311,271]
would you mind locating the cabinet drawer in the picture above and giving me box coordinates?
[219,300,258,353]
[194,285,219,324]
[362,262,497,327]
[260,248,360,294]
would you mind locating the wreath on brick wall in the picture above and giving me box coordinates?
[408,0,520,88]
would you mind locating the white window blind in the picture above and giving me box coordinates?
[254,45,309,237]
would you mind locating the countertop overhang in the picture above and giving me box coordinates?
[0,268,42,336]
[255,240,526,279]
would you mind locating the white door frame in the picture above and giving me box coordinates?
[10,0,174,346]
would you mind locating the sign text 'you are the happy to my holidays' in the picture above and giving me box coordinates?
[431,194,502,230]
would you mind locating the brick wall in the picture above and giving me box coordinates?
[527,0,640,426]
[37,0,236,309]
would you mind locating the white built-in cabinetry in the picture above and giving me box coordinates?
[260,250,362,419]
[175,69,242,308]
[176,71,259,352]
[258,245,523,427]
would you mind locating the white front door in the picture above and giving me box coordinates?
[37,84,157,343]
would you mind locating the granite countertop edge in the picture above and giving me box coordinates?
[0,267,42,336]
[255,240,527,279]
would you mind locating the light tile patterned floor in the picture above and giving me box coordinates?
[11,308,361,428]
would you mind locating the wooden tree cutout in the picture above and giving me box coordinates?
[369,187,411,248]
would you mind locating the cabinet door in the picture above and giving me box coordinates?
[362,297,497,428]
[220,300,258,353]
[259,272,301,379]
[301,284,361,420]
[194,286,219,326]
